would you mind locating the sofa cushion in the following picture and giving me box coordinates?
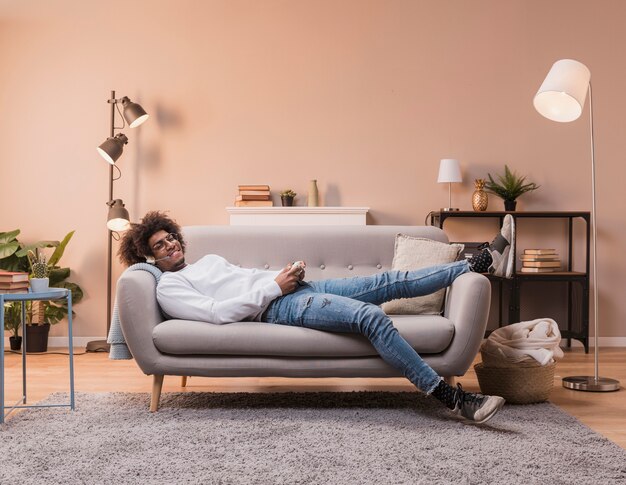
[152,314,454,357]
[381,235,464,315]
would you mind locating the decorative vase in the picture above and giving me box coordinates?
[25,323,50,353]
[504,199,517,211]
[30,277,49,293]
[472,179,488,211]
[9,336,22,351]
[307,179,319,207]
[281,196,294,207]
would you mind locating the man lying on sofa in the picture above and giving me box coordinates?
[119,211,513,424]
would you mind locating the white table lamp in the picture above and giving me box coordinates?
[534,59,619,392]
[437,158,462,211]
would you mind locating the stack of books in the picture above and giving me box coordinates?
[520,249,561,273]
[0,271,30,293]
[235,184,273,207]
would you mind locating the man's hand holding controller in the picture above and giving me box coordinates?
[275,261,306,295]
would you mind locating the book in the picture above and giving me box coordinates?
[238,184,270,191]
[0,281,30,289]
[236,194,272,201]
[238,190,271,196]
[0,287,29,294]
[0,271,29,283]
[524,249,557,255]
[520,254,560,261]
[520,267,557,273]
[522,261,561,268]
[234,200,274,207]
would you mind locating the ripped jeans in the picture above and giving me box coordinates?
[262,260,470,394]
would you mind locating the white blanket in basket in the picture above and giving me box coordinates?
[481,318,564,366]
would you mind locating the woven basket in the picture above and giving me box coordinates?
[474,361,556,404]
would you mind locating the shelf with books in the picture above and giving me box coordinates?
[431,211,591,352]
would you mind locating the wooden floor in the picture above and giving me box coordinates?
[3,346,626,449]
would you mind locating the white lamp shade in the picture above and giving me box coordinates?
[534,59,591,123]
[437,159,462,183]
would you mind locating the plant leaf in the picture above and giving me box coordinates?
[0,241,20,260]
[48,230,75,267]
[15,241,59,258]
[0,229,20,244]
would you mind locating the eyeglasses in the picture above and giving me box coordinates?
[151,233,179,253]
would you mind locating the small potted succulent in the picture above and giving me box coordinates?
[485,165,540,211]
[280,189,297,207]
[27,249,50,292]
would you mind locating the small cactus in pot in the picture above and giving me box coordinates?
[27,250,50,292]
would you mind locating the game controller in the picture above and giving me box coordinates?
[290,261,305,275]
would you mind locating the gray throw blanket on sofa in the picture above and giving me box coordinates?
[107,263,163,360]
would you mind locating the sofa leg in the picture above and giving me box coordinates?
[181,376,188,387]
[443,376,456,387]
[150,374,164,412]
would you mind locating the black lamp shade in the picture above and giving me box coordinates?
[107,199,131,231]
[97,133,129,165]
[121,96,149,128]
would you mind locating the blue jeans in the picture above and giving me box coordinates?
[262,260,470,394]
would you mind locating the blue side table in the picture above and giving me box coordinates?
[1,288,75,423]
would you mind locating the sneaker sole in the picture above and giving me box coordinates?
[472,396,506,424]
[502,215,515,278]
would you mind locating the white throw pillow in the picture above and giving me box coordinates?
[381,234,464,315]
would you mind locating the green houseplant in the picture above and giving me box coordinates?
[1,229,84,352]
[280,189,297,207]
[485,165,540,211]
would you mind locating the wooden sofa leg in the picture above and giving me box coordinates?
[150,374,164,412]
[181,376,188,387]
[444,376,456,387]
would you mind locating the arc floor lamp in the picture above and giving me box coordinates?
[86,90,149,353]
[534,59,619,392]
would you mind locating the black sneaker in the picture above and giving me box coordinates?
[451,383,505,424]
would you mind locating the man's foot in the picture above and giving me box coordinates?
[451,383,505,424]
[468,214,515,278]
[489,214,515,278]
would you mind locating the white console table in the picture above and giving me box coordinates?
[227,207,369,226]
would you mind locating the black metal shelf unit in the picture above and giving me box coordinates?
[430,211,590,352]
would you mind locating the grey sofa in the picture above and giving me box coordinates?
[117,225,491,411]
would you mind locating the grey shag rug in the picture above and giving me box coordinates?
[1,391,625,484]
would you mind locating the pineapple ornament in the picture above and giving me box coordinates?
[472,179,488,211]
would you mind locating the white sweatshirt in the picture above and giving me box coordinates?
[156,255,283,324]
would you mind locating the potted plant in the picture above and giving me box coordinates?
[27,249,50,292]
[3,301,23,351]
[0,229,84,352]
[280,189,297,207]
[485,165,540,211]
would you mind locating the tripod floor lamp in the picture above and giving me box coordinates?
[86,90,149,353]
[534,59,619,392]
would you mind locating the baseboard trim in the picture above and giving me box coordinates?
[48,336,107,348]
[561,337,626,348]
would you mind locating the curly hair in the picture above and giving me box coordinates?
[118,211,186,266]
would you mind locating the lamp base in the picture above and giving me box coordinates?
[562,376,620,392]
[85,339,110,353]
[440,207,460,212]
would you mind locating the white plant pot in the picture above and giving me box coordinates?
[30,277,49,293]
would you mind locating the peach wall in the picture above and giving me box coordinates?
[1,0,625,342]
